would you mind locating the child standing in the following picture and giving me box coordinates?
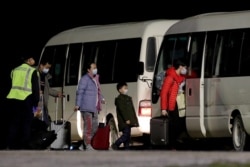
[112,82,139,150]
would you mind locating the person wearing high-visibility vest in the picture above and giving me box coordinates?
[6,55,40,150]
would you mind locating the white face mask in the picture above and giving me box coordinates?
[180,68,187,75]
[42,68,49,74]
[92,69,98,75]
[123,89,128,95]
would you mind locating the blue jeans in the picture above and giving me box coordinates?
[115,126,131,149]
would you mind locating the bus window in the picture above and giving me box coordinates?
[188,33,205,78]
[65,43,82,86]
[82,42,115,84]
[240,29,250,76]
[219,30,244,77]
[146,37,157,72]
[152,35,189,103]
[205,32,228,78]
[113,38,141,82]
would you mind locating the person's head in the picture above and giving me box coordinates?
[87,62,98,77]
[116,82,128,95]
[173,58,188,75]
[21,55,35,66]
[39,59,52,74]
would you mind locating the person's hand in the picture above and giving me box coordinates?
[74,106,79,112]
[161,110,168,117]
[101,98,106,104]
[57,92,64,98]
[126,120,130,124]
[34,110,42,118]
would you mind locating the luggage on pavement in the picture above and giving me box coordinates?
[50,97,72,150]
[150,116,169,146]
[29,99,57,150]
[91,122,110,150]
[91,103,110,150]
[29,129,57,150]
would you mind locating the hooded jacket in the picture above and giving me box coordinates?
[76,74,103,112]
[160,67,185,111]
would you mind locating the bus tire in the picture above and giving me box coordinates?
[232,115,250,151]
[107,117,119,147]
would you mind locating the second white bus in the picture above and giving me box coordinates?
[151,10,250,151]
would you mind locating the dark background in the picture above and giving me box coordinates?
[1,2,249,108]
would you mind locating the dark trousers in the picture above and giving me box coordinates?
[168,103,186,149]
[7,99,34,149]
[0,98,9,149]
[115,126,131,149]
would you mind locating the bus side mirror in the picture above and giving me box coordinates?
[138,62,144,75]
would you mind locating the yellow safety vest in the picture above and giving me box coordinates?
[7,63,37,100]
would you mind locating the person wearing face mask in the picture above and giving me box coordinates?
[36,60,63,126]
[111,82,139,150]
[6,54,40,149]
[160,58,188,150]
[74,62,105,151]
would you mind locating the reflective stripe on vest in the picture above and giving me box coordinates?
[7,64,36,100]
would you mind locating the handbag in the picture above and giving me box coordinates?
[176,93,186,117]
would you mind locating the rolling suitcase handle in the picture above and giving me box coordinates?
[54,112,74,134]
[99,102,108,127]
[55,96,66,123]
[54,97,74,134]
[39,94,44,121]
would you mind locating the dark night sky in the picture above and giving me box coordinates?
[3,2,249,62]
[1,2,249,105]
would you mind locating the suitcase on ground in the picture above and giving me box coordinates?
[29,96,57,150]
[91,122,110,150]
[150,116,169,146]
[50,120,71,150]
[29,129,57,150]
[50,97,72,150]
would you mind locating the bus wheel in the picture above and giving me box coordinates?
[232,115,249,151]
[107,117,119,147]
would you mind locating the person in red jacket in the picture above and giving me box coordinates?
[160,59,187,149]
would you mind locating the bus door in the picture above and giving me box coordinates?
[64,43,83,141]
[185,33,206,138]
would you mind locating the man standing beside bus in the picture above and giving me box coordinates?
[36,59,63,126]
[6,55,40,149]
[74,62,105,151]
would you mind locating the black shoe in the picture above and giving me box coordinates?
[111,143,118,150]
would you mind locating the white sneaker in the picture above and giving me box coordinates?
[78,144,84,151]
[85,145,96,151]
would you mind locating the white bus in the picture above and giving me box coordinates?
[151,10,250,151]
[38,19,179,146]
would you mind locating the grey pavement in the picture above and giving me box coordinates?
[1,150,250,167]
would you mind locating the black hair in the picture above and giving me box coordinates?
[173,58,187,69]
[39,59,52,65]
[86,62,95,70]
[116,81,127,92]
[83,62,96,74]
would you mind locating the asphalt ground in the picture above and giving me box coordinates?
[1,149,250,167]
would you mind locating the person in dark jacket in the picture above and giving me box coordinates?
[160,59,187,150]
[112,82,139,150]
[6,55,40,149]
